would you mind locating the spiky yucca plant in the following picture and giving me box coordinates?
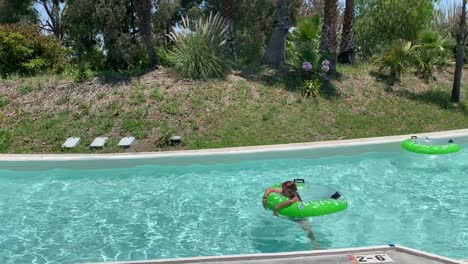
[167,13,229,80]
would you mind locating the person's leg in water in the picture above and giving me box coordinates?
[298,219,320,249]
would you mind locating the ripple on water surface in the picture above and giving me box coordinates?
[0,146,467,263]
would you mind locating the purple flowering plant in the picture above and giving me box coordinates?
[302,61,313,72]
[300,59,332,97]
[321,60,330,73]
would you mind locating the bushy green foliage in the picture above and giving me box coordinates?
[433,2,468,63]
[0,24,67,78]
[233,0,275,65]
[355,0,435,57]
[73,64,94,83]
[286,14,321,67]
[75,45,106,72]
[153,0,181,46]
[413,30,453,80]
[374,40,414,79]
[301,79,321,98]
[0,0,37,24]
[375,31,454,82]
[168,13,229,80]
[155,47,173,67]
[64,0,103,69]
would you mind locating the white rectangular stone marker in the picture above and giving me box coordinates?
[90,137,108,148]
[62,137,80,148]
[118,137,136,148]
[354,254,393,263]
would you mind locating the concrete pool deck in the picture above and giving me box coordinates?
[87,245,463,264]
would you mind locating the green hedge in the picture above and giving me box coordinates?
[0,23,67,78]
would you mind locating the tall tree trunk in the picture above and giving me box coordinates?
[134,0,159,67]
[262,0,291,66]
[222,0,236,60]
[39,0,65,41]
[320,0,338,74]
[452,0,467,103]
[338,0,355,64]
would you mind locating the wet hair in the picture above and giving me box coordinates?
[281,181,297,191]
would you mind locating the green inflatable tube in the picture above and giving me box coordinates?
[401,137,460,155]
[265,183,348,219]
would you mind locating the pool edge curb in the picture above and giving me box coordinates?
[84,245,462,264]
[1,128,467,161]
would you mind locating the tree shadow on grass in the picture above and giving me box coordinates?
[238,64,338,99]
[96,66,155,85]
[369,70,399,90]
[319,79,339,99]
[391,88,467,114]
[238,64,303,91]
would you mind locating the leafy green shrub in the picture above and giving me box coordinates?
[412,30,453,81]
[168,13,230,80]
[155,47,173,67]
[73,64,94,83]
[374,40,414,79]
[301,79,321,98]
[0,23,67,78]
[0,129,12,152]
[355,0,434,57]
[75,45,106,72]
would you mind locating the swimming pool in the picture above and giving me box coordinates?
[0,133,467,264]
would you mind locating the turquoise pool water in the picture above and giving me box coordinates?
[1,145,467,263]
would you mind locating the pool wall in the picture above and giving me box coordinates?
[0,129,467,170]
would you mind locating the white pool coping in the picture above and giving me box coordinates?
[0,129,467,161]
[86,244,462,264]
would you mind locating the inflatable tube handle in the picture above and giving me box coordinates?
[448,139,454,143]
[294,179,305,183]
[330,192,341,199]
[411,136,417,139]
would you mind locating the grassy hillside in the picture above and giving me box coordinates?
[0,63,466,153]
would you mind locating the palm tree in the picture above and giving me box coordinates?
[451,0,467,103]
[262,0,291,66]
[338,0,355,64]
[221,0,236,60]
[319,0,338,73]
[134,0,159,67]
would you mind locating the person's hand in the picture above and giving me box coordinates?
[273,206,278,217]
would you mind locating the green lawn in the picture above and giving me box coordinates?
[0,63,466,153]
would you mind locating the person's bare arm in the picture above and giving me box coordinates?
[273,197,300,216]
[264,188,281,196]
[262,188,281,209]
